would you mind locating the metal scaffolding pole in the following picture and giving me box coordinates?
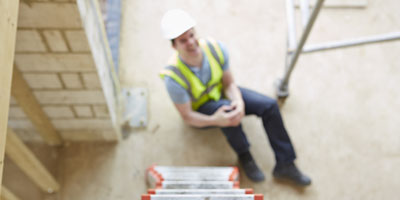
[276,0,325,98]
[300,0,310,28]
[299,32,400,53]
[285,0,298,72]
[286,0,297,51]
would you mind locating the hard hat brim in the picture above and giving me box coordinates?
[162,21,196,39]
[161,9,197,39]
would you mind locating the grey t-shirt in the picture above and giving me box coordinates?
[164,41,229,104]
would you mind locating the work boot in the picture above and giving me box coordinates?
[239,151,265,182]
[273,162,311,186]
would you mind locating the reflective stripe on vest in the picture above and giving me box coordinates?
[160,38,225,110]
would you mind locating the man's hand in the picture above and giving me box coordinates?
[228,100,245,126]
[220,69,245,127]
[212,102,244,127]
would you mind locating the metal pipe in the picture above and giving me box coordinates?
[286,0,297,50]
[279,0,325,92]
[300,0,310,28]
[295,1,367,9]
[298,32,400,53]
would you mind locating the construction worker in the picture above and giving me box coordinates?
[160,9,311,186]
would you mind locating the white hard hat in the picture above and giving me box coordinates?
[161,9,196,39]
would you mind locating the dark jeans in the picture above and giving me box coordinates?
[197,87,296,164]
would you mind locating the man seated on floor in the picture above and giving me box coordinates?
[159,9,311,186]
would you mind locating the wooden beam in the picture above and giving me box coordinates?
[1,186,20,200]
[11,67,63,146]
[0,0,20,196]
[5,128,60,193]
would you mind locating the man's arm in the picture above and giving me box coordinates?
[174,69,244,128]
[221,69,245,126]
[165,76,236,128]
[174,101,238,128]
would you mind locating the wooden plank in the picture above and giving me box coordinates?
[0,0,20,196]
[1,186,20,200]
[11,67,63,146]
[78,0,123,139]
[5,128,60,193]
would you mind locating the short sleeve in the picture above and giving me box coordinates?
[164,76,191,104]
[217,41,230,71]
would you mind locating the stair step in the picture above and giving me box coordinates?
[148,189,254,195]
[142,194,264,200]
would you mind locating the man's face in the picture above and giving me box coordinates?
[172,28,201,57]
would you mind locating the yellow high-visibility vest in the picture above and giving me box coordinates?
[160,38,225,110]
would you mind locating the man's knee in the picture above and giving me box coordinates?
[269,99,279,110]
[259,95,278,108]
[262,98,280,115]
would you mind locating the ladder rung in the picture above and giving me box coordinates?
[148,189,254,195]
[158,181,240,189]
[155,172,238,181]
[147,165,239,185]
[153,166,237,173]
[142,194,264,200]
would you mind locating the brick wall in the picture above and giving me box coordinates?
[9,0,120,142]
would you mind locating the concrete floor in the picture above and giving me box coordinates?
[3,0,400,199]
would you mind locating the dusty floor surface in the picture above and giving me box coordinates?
[3,0,400,199]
